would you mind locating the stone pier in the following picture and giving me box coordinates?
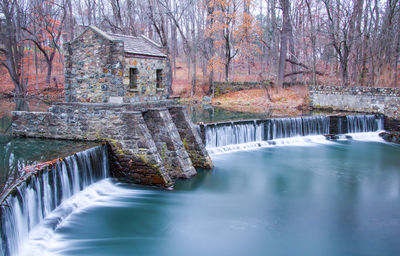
[142,109,196,179]
[168,106,213,169]
[11,102,212,188]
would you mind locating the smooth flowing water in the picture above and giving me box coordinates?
[203,115,383,153]
[1,99,398,256]
[0,145,109,256]
[12,135,400,256]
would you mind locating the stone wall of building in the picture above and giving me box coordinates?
[214,81,272,95]
[64,27,170,104]
[11,103,212,187]
[124,56,169,103]
[64,28,125,103]
[309,85,400,120]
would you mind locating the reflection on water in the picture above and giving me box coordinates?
[0,98,51,135]
[187,104,349,124]
[188,104,278,123]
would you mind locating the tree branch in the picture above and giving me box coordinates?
[284,70,325,77]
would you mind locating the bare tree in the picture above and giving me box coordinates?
[323,0,359,86]
[23,0,67,87]
[277,0,291,87]
[305,0,317,85]
[0,0,28,96]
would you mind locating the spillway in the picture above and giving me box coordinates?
[0,145,109,256]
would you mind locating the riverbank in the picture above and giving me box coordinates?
[178,86,309,116]
[0,87,65,102]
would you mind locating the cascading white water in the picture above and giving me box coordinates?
[203,115,386,154]
[265,116,330,140]
[0,145,109,256]
[205,116,330,149]
[267,117,303,139]
[347,115,383,133]
[205,121,264,148]
[204,116,331,154]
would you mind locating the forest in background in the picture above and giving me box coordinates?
[0,0,399,98]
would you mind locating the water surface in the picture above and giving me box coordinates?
[0,98,98,194]
[22,140,400,256]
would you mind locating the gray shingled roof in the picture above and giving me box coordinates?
[107,32,167,58]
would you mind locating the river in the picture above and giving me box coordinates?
[1,99,400,256]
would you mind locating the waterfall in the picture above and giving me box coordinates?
[347,115,384,133]
[204,116,330,149]
[0,145,109,256]
[205,121,264,148]
[202,114,386,154]
[265,116,330,140]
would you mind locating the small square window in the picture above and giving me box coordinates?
[156,69,163,89]
[129,68,139,89]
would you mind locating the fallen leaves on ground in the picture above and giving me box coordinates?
[211,86,309,115]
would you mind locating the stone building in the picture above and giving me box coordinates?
[64,26,170,103]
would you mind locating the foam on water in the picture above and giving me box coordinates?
[342,131,385,142]
[207,135,334,155]
[17,179,147,256]
[0,145,109,256]
[205,115,385,155]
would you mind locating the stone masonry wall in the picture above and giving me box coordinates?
[309,85,400,120]
[64,27,170,104]
[169,106,213,169]
[142,109,196,179]
[11,103,212,187]
[214,81,272,95]
[64,28,125,103]
[124,56,169,103]
[12,105,171,187]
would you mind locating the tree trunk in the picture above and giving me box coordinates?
[191,40,197,96]
[67,0,74,41]
[270,0,279,73]
[341,55,349,87]
[0,0,26,96]
[392,5,400,87]
[34,44,39,91]
[277,0,291,87]
[225,61,230,82]
[171,21,177,79]
[208,69,214,96]
[224,29,230,82]
[288,20,296,84]
[46,61,52,87]
[306,0,317,85]
[206,0,215,95]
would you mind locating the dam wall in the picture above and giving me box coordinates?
[198,114,385,150]
[309,85,400,121]
[11,103,212,188]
